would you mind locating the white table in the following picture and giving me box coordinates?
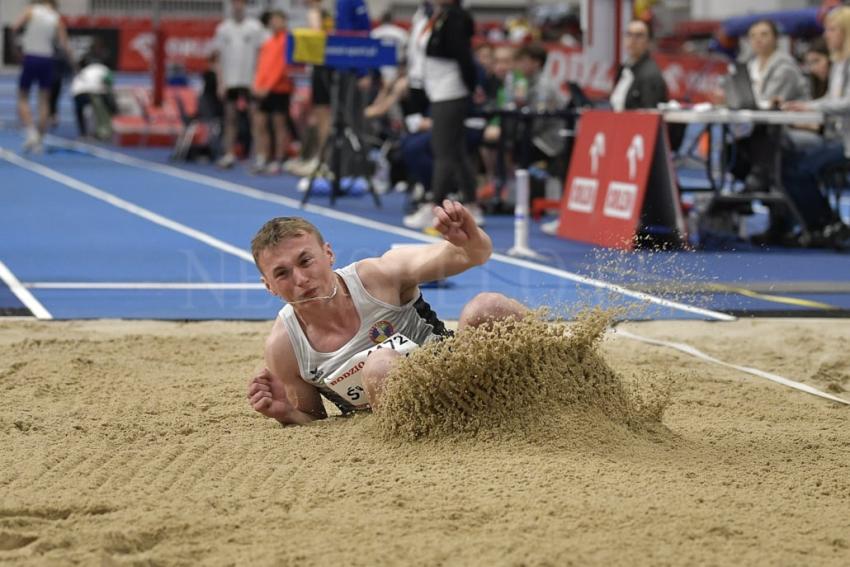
[660,107,824,243]
[662,108,823,126]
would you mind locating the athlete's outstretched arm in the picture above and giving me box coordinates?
[375,200,492,293]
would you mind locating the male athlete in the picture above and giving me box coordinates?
[246,200,526,425]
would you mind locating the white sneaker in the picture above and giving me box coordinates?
[22,128,39,152]
[466,203,486,227]
[541,218,560,235]
[282,157,304,172]
[250,155,268,174]
[289,157,320,177]
[265,161,282,175]
[216,153,236,169]
[403,203,435,229]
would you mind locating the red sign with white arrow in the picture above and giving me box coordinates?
[557,110,677,249]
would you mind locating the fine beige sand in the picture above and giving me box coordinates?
[0,317,848,566]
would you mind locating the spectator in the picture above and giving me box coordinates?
[804,37,831,101]
[742,20,808,107]
[513,43,567,164]
[70,56,116,140]
[405,0,483,229]
[252,10,293,175]
[787,38,830,147]
[782,6,850,249]
[286,1,333,176]
[729,19,809,191]
[371,10,410,85]
[405,1,433,118]
[474,43,500,101]
[213,0,266,169]
[13,0,72,153]
[610,19,667,112]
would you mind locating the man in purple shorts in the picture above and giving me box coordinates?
[13,0,72,152]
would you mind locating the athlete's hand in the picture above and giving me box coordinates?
[247,368,294,422]
[433,199,478,247]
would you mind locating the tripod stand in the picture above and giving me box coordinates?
[301,69,381,208]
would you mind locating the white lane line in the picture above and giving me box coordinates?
[0,149,254,265]
[0,260,52,319]
[614,328,849,406]
[27,282,265,290]
[45,137,734,321]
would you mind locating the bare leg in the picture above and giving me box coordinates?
[313,104,331,158]
[36,89,50,136]
[17,90,33,128]
[222,100,237,157]
[458,292,528,331]
[361,349,402,409]
[252,109,269,163]
[272,113,290,163]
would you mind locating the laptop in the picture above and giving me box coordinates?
[724,62,759,110]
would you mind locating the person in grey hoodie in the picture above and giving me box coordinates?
[782,7,850,250]
[729,19,809,192]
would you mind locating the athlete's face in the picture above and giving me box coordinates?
[258,232,335,304]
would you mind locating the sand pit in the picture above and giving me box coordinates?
[0,317,848,566]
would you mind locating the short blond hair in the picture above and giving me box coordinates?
[826,6,850,61]
[251,217,325,266]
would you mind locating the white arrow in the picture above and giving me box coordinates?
[626,134,644,180]
[589,132,605,175]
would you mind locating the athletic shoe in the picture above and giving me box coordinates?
[22,128,39,152]
[403,203,435,229]
[250,156,268,174]
[541,218,560,235]
[216,153,236,169]
[282,157,304,172]
[466,203,486,227]
[265,161,282,175]
[289,157,320,177]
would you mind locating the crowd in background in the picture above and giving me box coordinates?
[10,0,850,249]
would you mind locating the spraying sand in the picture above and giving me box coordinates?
[0,316,848,566]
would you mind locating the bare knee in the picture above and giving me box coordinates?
[361,349,401,408]
[458,292,528,330]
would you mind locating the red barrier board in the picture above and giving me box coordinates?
[557,110,684,249]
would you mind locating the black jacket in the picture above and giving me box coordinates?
[425,4,476,94]
[614,52,668,110]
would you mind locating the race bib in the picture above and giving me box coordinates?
[323,334,419,407]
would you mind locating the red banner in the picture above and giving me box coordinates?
[66,17,218,72]
[542,45,728,103]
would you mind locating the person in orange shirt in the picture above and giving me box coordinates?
[252,10,293,174]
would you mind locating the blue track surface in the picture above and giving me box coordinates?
[1,72,849,320]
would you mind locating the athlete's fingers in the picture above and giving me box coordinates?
[433,205,453,227]
[250,391,271,407]
[247,382,270,398]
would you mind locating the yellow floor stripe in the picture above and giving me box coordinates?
[709,284,836,310]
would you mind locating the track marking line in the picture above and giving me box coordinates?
[0,260,52,320]
[42,137,735,321]
[614,327,850,405]
[0,149,254,265]
[708,284,837,310]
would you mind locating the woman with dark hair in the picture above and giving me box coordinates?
[804,37,831,100]
[403,0,484,229]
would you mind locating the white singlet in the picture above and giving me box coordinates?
[21,4,60,57]
[279,262,450,413]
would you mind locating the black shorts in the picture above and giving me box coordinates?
[225,87,251,103]
[258,92,290,115]
[311,66,332,106]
